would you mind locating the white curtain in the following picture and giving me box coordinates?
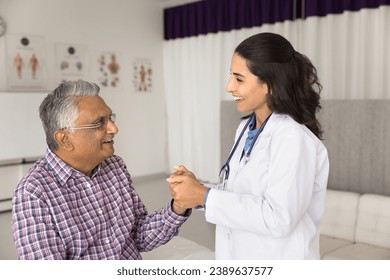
[299,6,390,99]
[163,6,390,182]
[163,35,222,181]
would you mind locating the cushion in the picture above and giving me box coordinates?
[320,189,360,241]
[355,194,390,249]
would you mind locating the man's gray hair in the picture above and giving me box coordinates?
[39,80,100,151]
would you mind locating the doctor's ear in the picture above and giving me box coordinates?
[54,130,74,151]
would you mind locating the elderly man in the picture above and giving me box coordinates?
[12,80,190,259]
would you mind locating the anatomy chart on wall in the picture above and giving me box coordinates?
[92,50,122,90]
[132,58,152,93]
[5,34,47,91]
[55,43,88,83]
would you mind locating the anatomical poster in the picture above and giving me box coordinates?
[55,42,88,83]
[5,34,47,91]
[132,58,152,93]
[91,50,122,91]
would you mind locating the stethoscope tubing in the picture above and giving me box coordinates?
[219,113,272,184]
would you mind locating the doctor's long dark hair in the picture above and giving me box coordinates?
[235,32,323,139]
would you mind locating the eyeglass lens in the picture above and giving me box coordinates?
[97,113,116,130]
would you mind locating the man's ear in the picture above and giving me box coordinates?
[54,130,74,151]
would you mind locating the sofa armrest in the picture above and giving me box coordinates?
[355,194,390,249]
[320,189,360,242]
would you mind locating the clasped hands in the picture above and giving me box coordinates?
[167,165,209,215]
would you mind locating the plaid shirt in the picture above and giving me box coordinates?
[12,150,190,260]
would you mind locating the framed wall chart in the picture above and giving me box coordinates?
[5,34,47,91]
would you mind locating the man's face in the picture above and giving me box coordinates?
[65,96,118,172]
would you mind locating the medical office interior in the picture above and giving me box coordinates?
[0,0,390,260]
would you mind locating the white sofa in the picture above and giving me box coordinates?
[320,189,390,259]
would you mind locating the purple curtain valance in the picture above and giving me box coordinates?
[164,0,295,40]
[164,0,390,40]
[305,0,390,17]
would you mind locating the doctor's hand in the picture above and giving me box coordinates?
[167,167,208,209]
[170,165,196,179]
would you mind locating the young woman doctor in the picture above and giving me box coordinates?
[168,32,329,260]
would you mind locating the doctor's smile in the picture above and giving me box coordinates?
[233,96,244,102]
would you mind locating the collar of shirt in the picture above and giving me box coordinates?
[248,116,256,131]
[244,116,259,153]
[45,149,102,186]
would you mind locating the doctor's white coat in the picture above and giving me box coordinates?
[205,113,329,259]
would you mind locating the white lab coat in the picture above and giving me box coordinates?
[205,113,329,259]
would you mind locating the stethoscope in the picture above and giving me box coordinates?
[217,113,272,190]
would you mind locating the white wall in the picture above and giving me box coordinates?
[0,0,169,177]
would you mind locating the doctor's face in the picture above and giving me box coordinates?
[226,53,269,115]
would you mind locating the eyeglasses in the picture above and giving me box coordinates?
[61,113,116,131]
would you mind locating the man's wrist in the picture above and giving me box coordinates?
[171,199,190,216]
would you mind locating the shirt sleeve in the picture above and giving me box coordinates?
[121,163,191,252]
[12,189,66,260]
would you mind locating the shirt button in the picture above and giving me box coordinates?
[175,221,180,224]
[86,183,91,188]
[98,210,103,215]
[105,239,110,244]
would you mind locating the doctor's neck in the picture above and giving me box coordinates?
[255,109,273,129]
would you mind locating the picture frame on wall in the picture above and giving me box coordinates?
[5,34,47,91]
[55,42,88,84]
[132,58,153,93]
[91,50,122,91]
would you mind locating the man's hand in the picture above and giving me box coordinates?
[167,165,208,209]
